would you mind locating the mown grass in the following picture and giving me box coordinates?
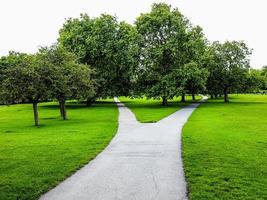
[0,100,118,200]
[119,96,200,123]
[182,94,267,200]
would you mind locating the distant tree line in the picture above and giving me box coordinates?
[1,3,266,126]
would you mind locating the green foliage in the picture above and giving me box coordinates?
[260,66,267,91]
[0,52,27,83]
[58,14,140,97]
[37,45,96,120]
[262,66,267,76]
[206,41,252,102]
[0,53,49,104]
[0,52,52,126]
[182,62,209,99]
[243,69,266,92]
[134,3,207,104]
[0,45,96,124]
[0,100,118,200]
[182,94,267,200]
[37,44,95,101]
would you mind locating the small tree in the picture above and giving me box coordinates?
[243,69,266,93]
[37,45,95,120]
[207,41,251,102]
[0,53,50,126]
[183,62,209,101]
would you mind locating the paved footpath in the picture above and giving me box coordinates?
[40,97,207,200]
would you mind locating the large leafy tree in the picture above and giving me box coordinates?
[58,14,139,101]
[207,41,251,102]
[37,45,96,120]
[0,53,50,126]
[135,3,207,105]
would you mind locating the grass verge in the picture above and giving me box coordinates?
[182,94,267,200]
[119,96,200,123]
[0,100,118,200]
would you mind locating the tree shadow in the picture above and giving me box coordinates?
[121,100,193,109]
[40,101,116,110]
[200,98,267,108]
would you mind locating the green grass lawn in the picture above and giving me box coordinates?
[119,96,200,123]
[0,101,118,200]
[182,94,267,200]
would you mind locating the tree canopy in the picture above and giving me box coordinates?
[206,41,252,102]
[0,45,96,125]
[0,2,264,126]
[36,44,96,120]
[0,53,51,126]
[134,3,207,105]
[58,14,140,99]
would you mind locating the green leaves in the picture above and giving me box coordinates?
[206,41,252,100]
[59,14,140,98]
[134,3,207,103]
[0,45,96,124]
[0,53,48,104]
[36,44,96,102]
[1,2,257,108]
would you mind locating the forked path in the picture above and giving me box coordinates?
[40,97,207,200]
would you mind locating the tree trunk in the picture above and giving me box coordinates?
[181,94,186,102]
[32,102,39,127]
[59,101,63,117]
[192,93,195,101]
[62,100,67,120]
[162,96,168,106]
[59,99,67,120]
[58,100,63,117]
[86,97,95,106]
[86,99,92,106]
[210,94,214,99]
[224,88,229,103]
[215,94,218,99]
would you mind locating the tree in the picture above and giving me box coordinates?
[0,52,29,87]
[183,62,209,101]
[58,14,139,101]
[207,41,251,102]
[262,66,267,76]
[204,46,224,99]
[37,45,95,120]
[0,53,50,126]
[242,69,266,93]
[135,3,207,105]
[261,66,267,91]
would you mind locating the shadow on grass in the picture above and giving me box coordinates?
[200,97,267,108]
[40,101,116,110]
[121,101,195,109]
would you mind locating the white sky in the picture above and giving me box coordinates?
[0,0,266,68]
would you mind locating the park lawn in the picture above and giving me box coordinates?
[182,94,267,200]
[0,100,118,200]
[119,96,200,123]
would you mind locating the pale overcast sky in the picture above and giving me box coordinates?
[1,0,266,68]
